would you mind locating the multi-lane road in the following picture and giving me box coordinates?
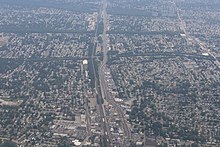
[98,0,132,145]
[90,0,133,146]
[90,0,111,146]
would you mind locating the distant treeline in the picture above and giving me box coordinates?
[177,1,220,11]
[107,7,153,16]
[107,30,179,35]
[0,26,95,34]
[0,0,98,12]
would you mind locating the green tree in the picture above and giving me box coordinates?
[0,140,17,147]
